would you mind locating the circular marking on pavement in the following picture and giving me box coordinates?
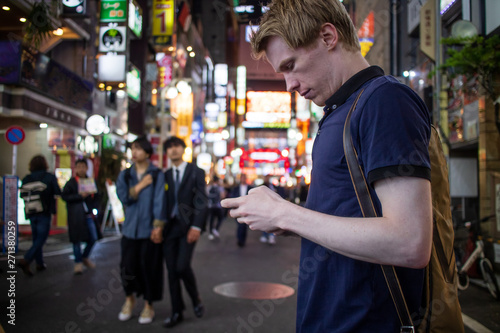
[213,281,295,300]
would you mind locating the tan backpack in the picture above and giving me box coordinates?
[344,89,464,333]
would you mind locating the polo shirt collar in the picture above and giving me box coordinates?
[324,66,385,111]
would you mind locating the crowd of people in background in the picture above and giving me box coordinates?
[17,136,310,328]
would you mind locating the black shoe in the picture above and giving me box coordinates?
[194,303,204,318]
[18,259,34,277]
[36,264,47,272]
[163,313,183,328]
[237,241,245,247]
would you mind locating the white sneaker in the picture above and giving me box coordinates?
[268,235,276,245]
[138,306,154,324]
[260,235,268,243]
[208,234,215,241]
[212,229,220,238]
[118,299,135,321]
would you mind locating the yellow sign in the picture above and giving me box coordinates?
[420,0,435,61]
[153,0,174,38]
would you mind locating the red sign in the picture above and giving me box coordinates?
[5,126,25,145]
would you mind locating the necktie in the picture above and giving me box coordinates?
[172,168,180,218]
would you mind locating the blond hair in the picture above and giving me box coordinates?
[250,0,360,59]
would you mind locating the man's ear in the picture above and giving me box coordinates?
[320,23,338,50]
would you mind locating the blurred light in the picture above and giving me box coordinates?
[409,70,416,78]
[403,71,409,78]
[98,83,105,89]
[53,28,64,36]
[168,46,175,52]
[281,149,289,157]
[296,132,303,141]
[20,18,26,22]
[221,130,230,140]
[39,123,48,129]
[152,88,158,94]
[106,86,112,91]
[2,6,10,11]
[118,82,125,88]
[92,209,98,216]
[116,90,126,98]
[189,52,195,58]
[187,46,193,52]
[176,80,192,94]
[166,87,178,99]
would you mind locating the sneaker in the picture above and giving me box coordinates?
[268,234,276,245]
[74,263,84,275]
[82,258,96,269]
[260,235,268,243]
[138,306,154,324]
[212,229,220,238]
[118,299,135,321]
[208,234,215,241]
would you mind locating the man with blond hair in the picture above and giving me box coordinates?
[222,0,433,331]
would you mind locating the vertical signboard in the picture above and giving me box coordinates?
[152,0,175,46]
[420,0,435,61]
[101,0,127,22]
[2,176,18,253]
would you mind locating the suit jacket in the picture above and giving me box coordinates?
[164,163,207,234]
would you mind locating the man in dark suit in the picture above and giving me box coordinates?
[160,136,207,328]
[229,173,253,247]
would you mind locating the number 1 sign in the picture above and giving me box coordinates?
[152,0,174,46]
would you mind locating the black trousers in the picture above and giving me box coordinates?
[164,220,200,313]
[120,236,163,303]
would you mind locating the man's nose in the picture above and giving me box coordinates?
[285,75,298,93]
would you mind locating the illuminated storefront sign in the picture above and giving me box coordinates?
[101,0,127,22]
[126,66,141,101]
[244,91,291,128]
[129,0,143,37]
[99,25,127,52]
[62,0,86,15]
[152,0,175,46]
[358,11,374,57]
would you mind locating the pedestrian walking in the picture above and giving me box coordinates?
[222,0,434,331]
[228,173,253,248]
[61,159,99,274]
[206,175,225,240]
[18,155,61,276]
[116,137,166,324]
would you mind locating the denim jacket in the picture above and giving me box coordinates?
[116,164,166,239]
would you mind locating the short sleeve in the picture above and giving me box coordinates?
[353,79,431,186]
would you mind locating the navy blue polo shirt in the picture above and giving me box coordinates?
[297,66,431,332]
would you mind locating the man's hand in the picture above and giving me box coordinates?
[221,186,287,233]
[150,227,163,244]
[187,228,201,243]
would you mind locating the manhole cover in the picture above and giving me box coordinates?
[213,281,295,300]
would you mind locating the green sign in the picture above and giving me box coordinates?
[126,67,141,101]
[101,0,127,22]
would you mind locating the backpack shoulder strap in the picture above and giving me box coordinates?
[342,89,415,332]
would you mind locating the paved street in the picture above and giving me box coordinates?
[1,218,499,333]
